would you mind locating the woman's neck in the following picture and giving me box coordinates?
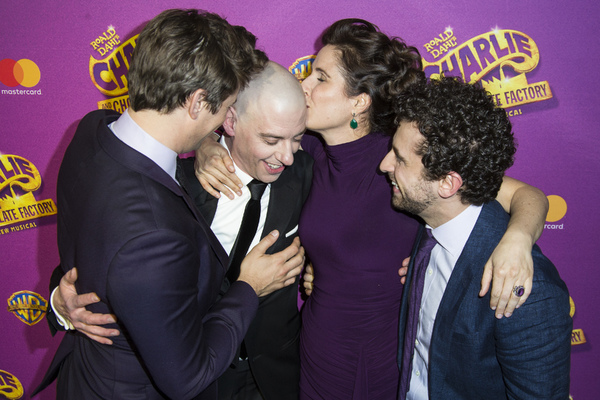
[317,125,370,146]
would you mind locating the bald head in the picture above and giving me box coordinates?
[222,61,307,183]
[235,61,306,121]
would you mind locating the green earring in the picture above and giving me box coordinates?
[350,113,358,129]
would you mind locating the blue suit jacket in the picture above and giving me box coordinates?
[35,110,259,399]
[398,201,571,399]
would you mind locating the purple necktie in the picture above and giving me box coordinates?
[399,228,437,399]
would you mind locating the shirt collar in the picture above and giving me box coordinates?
[109,109,178,181]
[429,204,483,258]
[220,136,254,187]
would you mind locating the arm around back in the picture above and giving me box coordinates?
[107,229,258,399]
[494,249,571,399]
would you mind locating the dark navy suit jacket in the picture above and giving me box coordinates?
[179,148,313,400]
[35,110,259,399]
[398,201,571,399]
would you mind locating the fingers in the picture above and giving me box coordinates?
[398,266,408,278]
[70,292,101,309]
[64,267,78,284]
[198,176,224,199]
[303,263,314,296]
[56,270,121,342]
[240,236,303,297]
[222,155,237,174]
[479,261,493,297]
[249,230,280,255]
[76,320,120,345]
[489,267,523,319]
[402,256,411,268]
[194,147,242,199]
[197,167,240,199]
[485,257,534,319]
[82,332,116,346]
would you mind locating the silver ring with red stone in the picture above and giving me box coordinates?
[513,285,525,297]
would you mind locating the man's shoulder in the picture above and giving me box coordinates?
[283,150,313,182]
[291,149,314,171]
[78,109,120,128]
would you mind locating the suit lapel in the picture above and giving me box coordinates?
[429,202,506,396]
[194,188,219,224]
[262,167,298,244]
[97,122,228,267]
[397,224,426,368]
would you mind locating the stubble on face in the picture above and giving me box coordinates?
[391,175,437,216]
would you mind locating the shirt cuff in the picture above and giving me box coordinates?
[50,287,75,330]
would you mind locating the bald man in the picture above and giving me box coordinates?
[50,62,312,400]
[179,61,312,399]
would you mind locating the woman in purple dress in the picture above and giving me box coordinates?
[191,19,548,400]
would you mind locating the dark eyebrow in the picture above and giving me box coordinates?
[314,67,329,78]
[393,146,406,163]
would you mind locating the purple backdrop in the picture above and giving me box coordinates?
[1,1,597,399]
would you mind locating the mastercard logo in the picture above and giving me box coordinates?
[0,58,41,87]
[546,195,567,222]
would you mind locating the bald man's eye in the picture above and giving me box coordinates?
[264,139,278,146]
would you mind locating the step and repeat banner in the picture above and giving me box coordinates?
[1,1,598,399]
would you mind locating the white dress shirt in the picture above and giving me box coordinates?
[208,138,271,256]
[407,204,483,400]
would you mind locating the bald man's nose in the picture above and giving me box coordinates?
[278,144,294,166]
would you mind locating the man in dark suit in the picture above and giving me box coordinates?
[379,77,572,399]
[46,62,311,399]
[180,61,312,399]
[34,10,305,400]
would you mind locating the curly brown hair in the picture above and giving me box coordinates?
[395,77,516,205]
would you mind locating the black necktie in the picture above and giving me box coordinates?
[399,228,437,399]
[226,179,267,282]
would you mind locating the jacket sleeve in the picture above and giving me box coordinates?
[106,229,258,399]
[494,254,572,399]
[45,264,66,336]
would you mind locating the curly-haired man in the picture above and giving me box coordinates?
[380,77,571,399]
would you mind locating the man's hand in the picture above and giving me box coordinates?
[398,256,410,284]
[194,135,242,199]
[238,231,305,297]
[303,262,314,296]
[479,230,533,319]
[55,268,120,344]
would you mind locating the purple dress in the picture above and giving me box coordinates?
[299,132,419,399]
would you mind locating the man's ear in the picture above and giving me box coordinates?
[188,88,206,120]
[221,107,237,137]
[438,171,463,199]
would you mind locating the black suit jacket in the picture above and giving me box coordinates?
[398,201,571,399]
[179,150,313,400]
[35,110,259,399]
